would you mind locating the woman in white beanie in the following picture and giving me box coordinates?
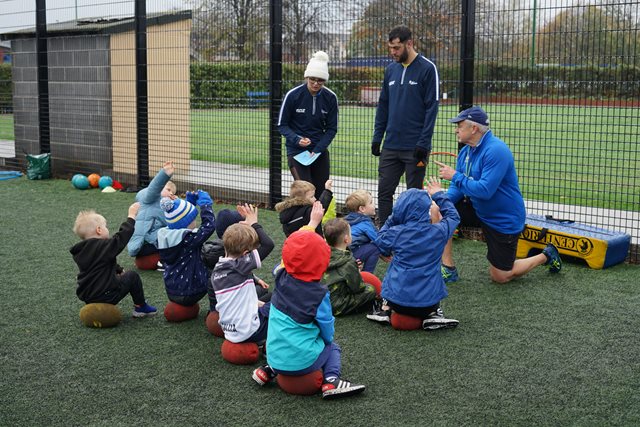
[277,50,339,199]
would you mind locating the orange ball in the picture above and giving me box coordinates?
[278,370,323,395]
[205,311,225,337]
[360,271,382,296]
[87,173,101,188]
[390,312,423,330]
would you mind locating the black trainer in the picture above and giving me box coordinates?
[321,377,366,400]
[252,364,277,386]
[542,243,562,273]
[366,299,391,324]
[422,308,459,331]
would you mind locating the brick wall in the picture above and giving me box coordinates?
[11,35,112,175]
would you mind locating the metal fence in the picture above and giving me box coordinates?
[0,0,638,262]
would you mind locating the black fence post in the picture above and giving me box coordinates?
[35,0,50,155]
[135,0,149,188]
[269,0,283,207]
[459,0,475,112]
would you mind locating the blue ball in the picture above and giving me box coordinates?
[98,175,113,189]
[72,174,90,190]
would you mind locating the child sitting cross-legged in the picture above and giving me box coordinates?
[157,190,215,307]
[275,179,333,237]
[70,203,157,317]
[322,218,377,316]
[211,204,275,344]
[366,178,460,331]
[252,203,366,400]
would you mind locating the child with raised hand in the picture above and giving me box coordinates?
[252,205,366,400]
[211,204,274,344]
[127,161,177,268]
[275,179,333,237]
[344,189,385,273]
[157,190,215,307]
[367,178,461,331]
[70,202,157,317]
[203,207,272,304]
[323,218,377,316]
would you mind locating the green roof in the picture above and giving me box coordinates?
[1,10,191,40]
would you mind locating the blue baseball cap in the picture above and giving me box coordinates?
[449,106,490,126]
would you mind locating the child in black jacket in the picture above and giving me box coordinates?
[275,179,333,237]
[70,202,157,317]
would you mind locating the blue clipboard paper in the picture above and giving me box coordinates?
[293,151,321,166]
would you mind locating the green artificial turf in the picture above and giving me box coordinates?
[1,177,639,426]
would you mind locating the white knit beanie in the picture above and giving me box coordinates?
[304,51,330,81]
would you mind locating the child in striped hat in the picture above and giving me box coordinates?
[157,190,216,307]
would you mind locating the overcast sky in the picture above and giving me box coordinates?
[0,0,189,33]
[0,0,579,35]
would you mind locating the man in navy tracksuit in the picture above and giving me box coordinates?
[371,26,440,225]
[278,51,338,199]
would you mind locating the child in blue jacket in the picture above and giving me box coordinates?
[252,223,366,400]
[367,178,460,331]
[127,161,176,268]
[157,190,215,307]
[344,189,384,273]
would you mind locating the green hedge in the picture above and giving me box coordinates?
[2,61,636,112]
[190,62,639,108]
[190,62,386,108]
[0,63,12,112]
[478,63,640,99]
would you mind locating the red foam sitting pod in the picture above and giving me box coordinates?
[163,301,199,322]
[360,271,382,296]
[205,311,225,337]
[277,370,323,396]
[390,312,423,331]
[220,340,260,365]
[134,253,161,270]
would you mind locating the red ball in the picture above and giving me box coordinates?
[220,340,260,365]
[278,370,323,395]
[390,312,423,330]
[163,301,199,322]
[205,311,225,337]
[87,173,100,188]
[134,253,161,270]
[360,271,382,296]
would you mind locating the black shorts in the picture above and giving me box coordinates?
[456,199,520,271]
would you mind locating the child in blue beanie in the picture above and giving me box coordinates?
[157,190,215,307]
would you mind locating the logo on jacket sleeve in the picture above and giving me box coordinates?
[409,80,418,85]
[296,108,306,113]
[389,80,396,86]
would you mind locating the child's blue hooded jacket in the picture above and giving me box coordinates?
[375,189,459,308]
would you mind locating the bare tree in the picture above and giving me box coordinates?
[535,4,639,66]
[283,0,321,63]
[188,0,268,61]
[348,0,458,58]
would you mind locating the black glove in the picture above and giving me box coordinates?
[414,146,429,165]
[371,142,381,157]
